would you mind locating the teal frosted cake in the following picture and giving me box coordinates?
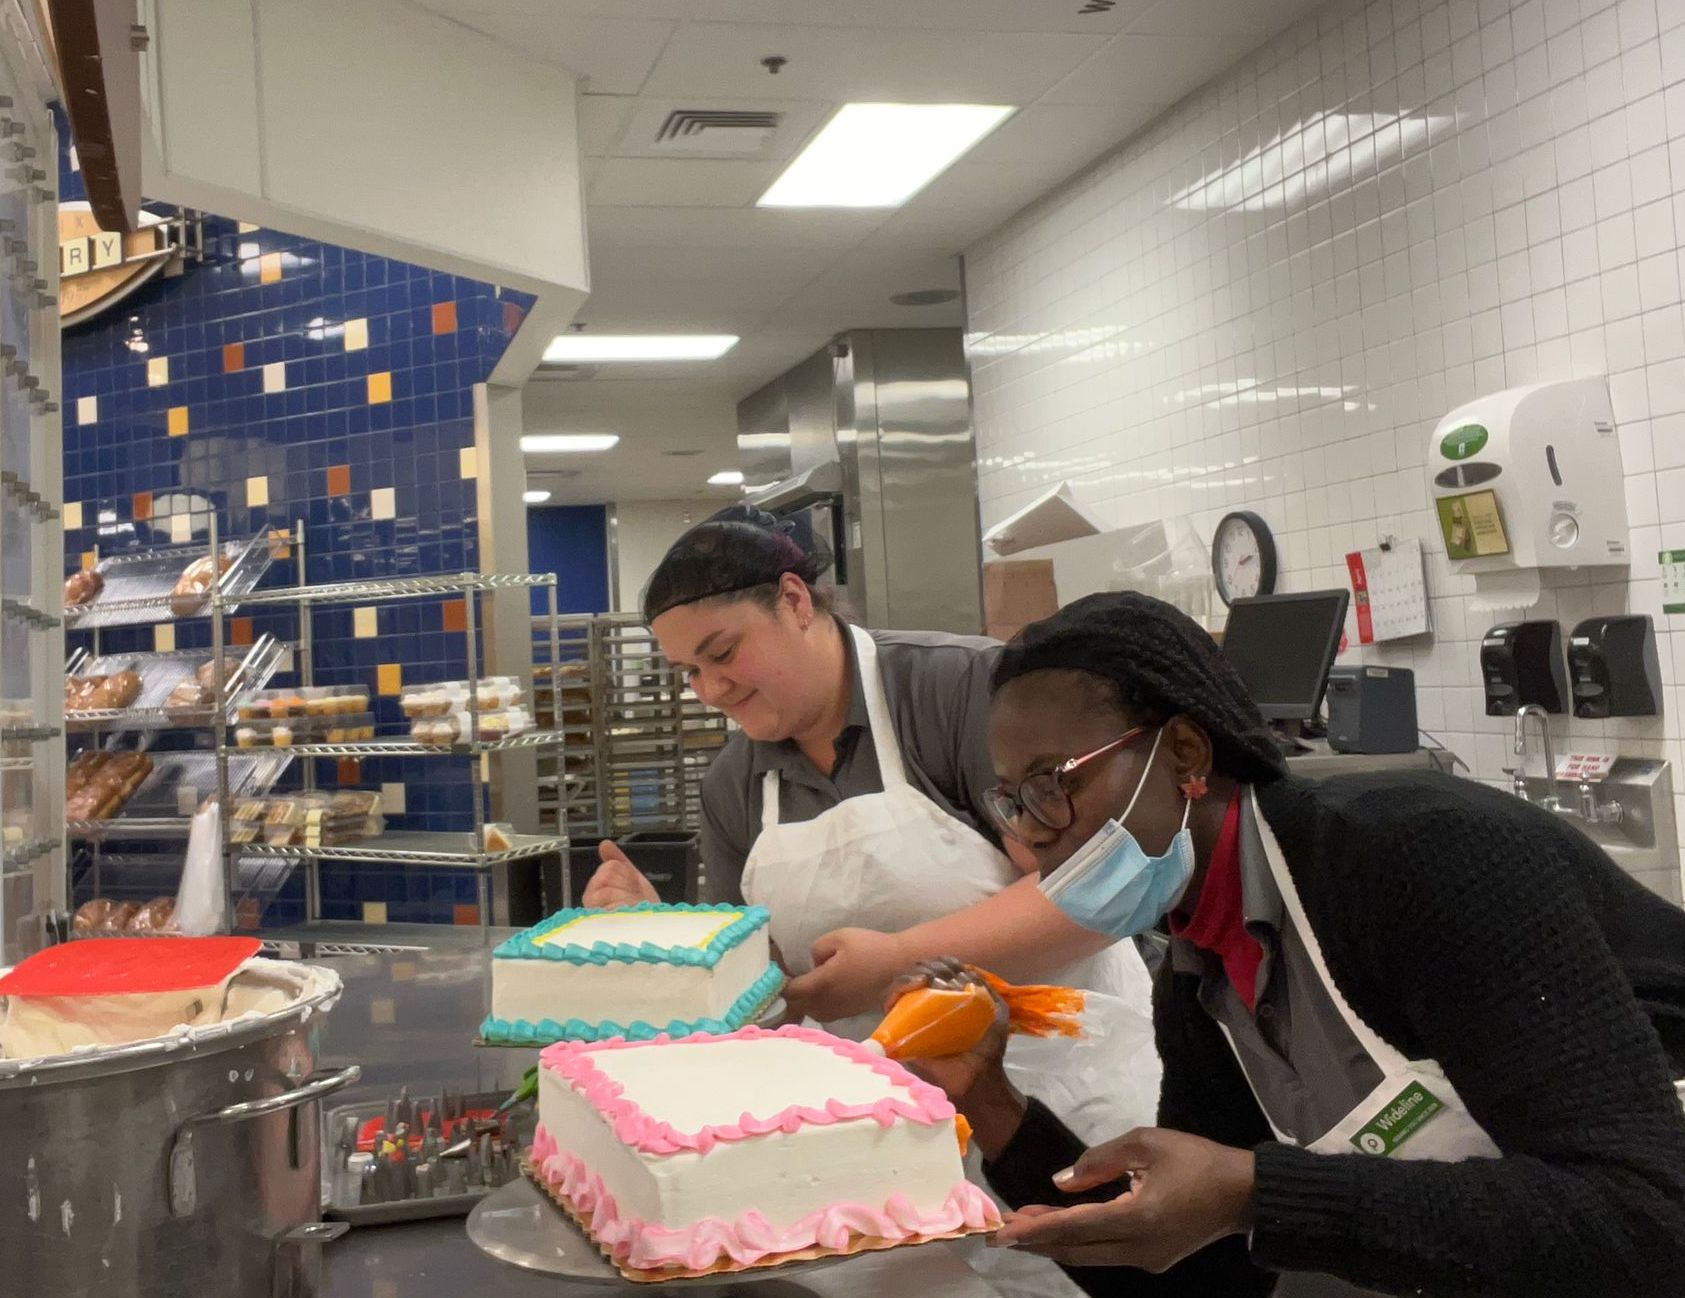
[479,903,784,1045]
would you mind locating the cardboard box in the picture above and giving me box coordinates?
[984,560,1059,643]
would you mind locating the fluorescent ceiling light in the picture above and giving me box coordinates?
[543,335,738,363]
[759,103,1015,208]
[707,470,745,486]
[520,434,620,454]
[523,490,553,504]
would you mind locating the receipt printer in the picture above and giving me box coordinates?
[1326,665,1418,754]
[1567,615,1660,718]
[1481,620,1569,715]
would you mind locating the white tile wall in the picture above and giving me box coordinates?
[965,0,1685,902]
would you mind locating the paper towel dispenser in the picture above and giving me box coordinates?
[1427,379,1628,608]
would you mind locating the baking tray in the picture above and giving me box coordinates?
[64,533,279,630]
[64,635,288,732]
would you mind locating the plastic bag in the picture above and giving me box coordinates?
[174,799,225,935]
[1002,987,1161,1146]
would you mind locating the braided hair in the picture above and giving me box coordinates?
[993,591,1288,784]
[642,504,834,624]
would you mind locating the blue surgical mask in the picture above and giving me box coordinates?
[1036,728,1196,940]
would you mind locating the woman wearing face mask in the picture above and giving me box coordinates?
[895,591,1685,1298]
[579,506,1152,1044]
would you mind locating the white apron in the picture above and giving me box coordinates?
[739,626,1160,1298]
[1232,790,1685,1298]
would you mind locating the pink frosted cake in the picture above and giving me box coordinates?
[529,1024,1001,1280]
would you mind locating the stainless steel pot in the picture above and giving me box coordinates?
[0,960,356,1298]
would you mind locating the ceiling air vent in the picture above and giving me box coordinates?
[653,109,783,155]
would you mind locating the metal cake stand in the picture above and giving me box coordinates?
[466,1177,849,1293]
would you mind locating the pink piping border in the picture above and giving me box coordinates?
[537,1023,958,1156]
[531,1125,1000,1272]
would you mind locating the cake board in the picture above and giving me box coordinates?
[466,1176,851,1294]
[472,995,789,1049]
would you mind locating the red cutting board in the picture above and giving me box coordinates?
[0,937,261,997]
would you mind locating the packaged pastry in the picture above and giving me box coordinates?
[169,552,234,618]
[165,678,214,716]
[96,669,143,710]
[127,896,178,932]
[271,724,294,748]
[481,823,514,852]
[73,898,121,933]
[235,726,258,749]
[195,655,243,691]
[64,568,105,607]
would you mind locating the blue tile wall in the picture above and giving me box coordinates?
[59,115,542,928]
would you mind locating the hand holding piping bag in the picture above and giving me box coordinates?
[867,958,1085,1063]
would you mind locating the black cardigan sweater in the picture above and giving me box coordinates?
[982,772,1685,1297]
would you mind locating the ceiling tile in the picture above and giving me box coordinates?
[432,0,1154,34]
[587,157,780,207]
[1040,32,1265,107]
[579,94,636,155]
[585,205,881,254]
[413,9,675,93]
[641,23,1108,104]
[1128,0,1324,37]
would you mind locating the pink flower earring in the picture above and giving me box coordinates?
[1180,775,1209,801]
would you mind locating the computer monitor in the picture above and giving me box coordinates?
[1221,590,1351,722]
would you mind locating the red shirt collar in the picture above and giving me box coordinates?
[1168,789,1264,1010]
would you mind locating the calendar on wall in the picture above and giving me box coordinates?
[1345,538,1432,644]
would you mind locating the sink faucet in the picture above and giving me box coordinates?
[1513,705,1565,812]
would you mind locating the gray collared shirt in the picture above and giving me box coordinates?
[698,623,1003,905]
[1169,794,1384,1146]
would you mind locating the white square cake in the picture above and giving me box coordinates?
[529,1024,1001,1279]
[480,903,783,1045]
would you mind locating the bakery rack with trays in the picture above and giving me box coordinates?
[0,80,67,967]
[211,536,571,939]
[63,634,289,733]
[531,613,726,847]
[60,531,279,631]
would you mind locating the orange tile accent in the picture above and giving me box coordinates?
[431,301,458,334]
[377,663,402,696]
[337,759,362,785]
[132,491,153,522]
[81,550,96,570]
[367,371,392,404]
[259,252,282,285]
[326,464,351,496]
[167,406,189,437]
[222,342,245,372]
[230,616,254,647]
[453,905,481,926]
[502,300,524,334]
[235,899,263,930]
[441,598,468,633]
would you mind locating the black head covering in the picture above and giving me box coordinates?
[641,504,834,623]
[993,591,1288,784]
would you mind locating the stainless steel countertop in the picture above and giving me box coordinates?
[305,925,1004,1298]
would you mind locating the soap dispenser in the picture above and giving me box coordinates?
[1481,620,1570,715]
[1567,615,1661,717]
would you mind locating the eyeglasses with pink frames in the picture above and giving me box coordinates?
[984,726,1150,838]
